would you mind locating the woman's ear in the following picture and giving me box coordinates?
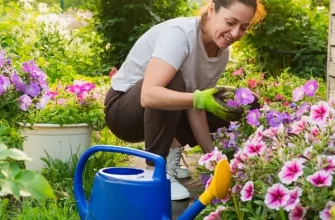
[207,3,215,18]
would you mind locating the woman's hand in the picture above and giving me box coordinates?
[193,88,243,121]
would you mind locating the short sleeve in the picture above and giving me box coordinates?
[152,26,189,71]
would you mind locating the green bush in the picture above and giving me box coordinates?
[237,0,328,79]
[96,0,198,70]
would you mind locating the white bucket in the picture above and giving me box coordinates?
[21,123,93,171]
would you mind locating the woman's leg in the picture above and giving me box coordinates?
[104,72,186,166]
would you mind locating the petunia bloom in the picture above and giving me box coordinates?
[240,181,254,201]
[235,88,255,105]
[231,67,243,76]
[309,101,330,126]
[290,116,308,135]
[292,86,305,102]
[204,206,225,220]
[18,94,32,111]
[264,183,290,210]
[306,170,332,187]
[246,109,260,126]
[284,187,303,211]
[199,147,227,171]
[278,159,304,184]
[304,79,318,97]
[243,139,266,157]
[317,155,335,174]
[319,201,335,220]
[289,203,306,220]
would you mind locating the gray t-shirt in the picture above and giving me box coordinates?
[111,16,230,93]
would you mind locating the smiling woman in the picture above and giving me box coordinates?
[104,0,259,201]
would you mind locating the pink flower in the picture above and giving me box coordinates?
[289,203,306,220]
[264,183,290,210]
[309,101,330,125]
[231,67,243,76]
[278,159,304,184]
[230,151,248,173]
[46,91,58,99]
[306,170,333,187]
[204,206,225,220]
[284,187,303,211]
[317,155,335,174]
[292,86,305,102]
[243,139,266,157]
[247,79,258,89]
[232,184,242,193]
[240,181,254,201]
[304,79,318,97]
[320,201,335,220]
[56,98,67,105]
[290,116,308,135]
[199,147,227,171]
[303,146,313,159]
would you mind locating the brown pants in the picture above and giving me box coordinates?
[104,73,230,166]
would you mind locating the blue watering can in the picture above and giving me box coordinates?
[74,145,232,220]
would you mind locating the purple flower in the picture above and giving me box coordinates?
[235,88,254,105]
[304,79,318,97]
[296,102,310,118]
[0,75,10,95]
[36,94,51,109]
[18,94,32,111]
[0,50,5,68]
[24,82,41,97]
[67,85,82,95]
[246,109,260,126]
[227,99,240,107]
[266,110,285,127]
[292,86,304,102]
[11,72,25,92]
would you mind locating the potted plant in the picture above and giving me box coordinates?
[21,79,105,171]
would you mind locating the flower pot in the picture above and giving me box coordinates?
[21,123,93,171]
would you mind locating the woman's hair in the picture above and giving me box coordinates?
[200,0,258,24]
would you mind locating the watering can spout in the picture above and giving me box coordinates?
[177,159,232,220]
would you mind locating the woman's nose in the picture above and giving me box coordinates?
[230,27,240,39]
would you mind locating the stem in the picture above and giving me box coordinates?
[232,194,242,220]
[278,208,286,220]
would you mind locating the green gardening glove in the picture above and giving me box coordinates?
[193,88,243,121]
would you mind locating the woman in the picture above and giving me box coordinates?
[104,0,258,200]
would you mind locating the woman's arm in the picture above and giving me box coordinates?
[186,109,214,154]
[141,57,194,110]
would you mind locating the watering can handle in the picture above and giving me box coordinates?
[74,145,166,219]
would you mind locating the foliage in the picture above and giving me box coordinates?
[0,0,105,80]
[0,140,54,201]
[96,0,198,70]
[29,79,105,129]
[237,0,328,79]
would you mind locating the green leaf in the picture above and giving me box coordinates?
[15,170,54,200]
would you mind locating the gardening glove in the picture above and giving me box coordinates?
[216,86,261,110]
[193,87,243,122]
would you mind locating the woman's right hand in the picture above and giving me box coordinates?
[193,88,243,121]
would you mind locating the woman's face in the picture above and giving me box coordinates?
[207,2,255,49]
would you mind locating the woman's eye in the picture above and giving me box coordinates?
[226,21,234,26]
